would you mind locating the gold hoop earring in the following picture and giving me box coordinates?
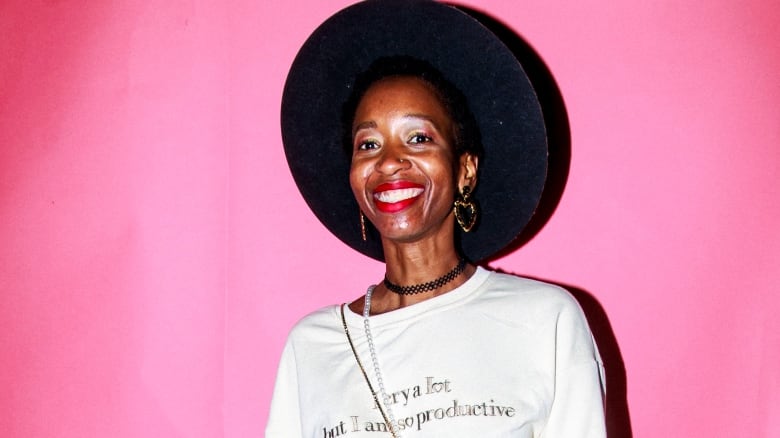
[453,186,478,232]
[360,211,367,241]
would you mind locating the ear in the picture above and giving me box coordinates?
[457,153,478,190]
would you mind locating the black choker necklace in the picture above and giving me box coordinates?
[384,258,467,295]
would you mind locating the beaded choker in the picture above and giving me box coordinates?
[383,258,467,295]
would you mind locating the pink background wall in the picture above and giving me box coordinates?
[1,1,778,437]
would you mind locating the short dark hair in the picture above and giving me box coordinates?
[341,55,483,161]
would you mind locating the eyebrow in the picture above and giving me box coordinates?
[352,121,377,136]
[404,113,438,125]
[352,114,439,136]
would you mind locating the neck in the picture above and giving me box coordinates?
[384,257,466,294]
[368,237,474,314]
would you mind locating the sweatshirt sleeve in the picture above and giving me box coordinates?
[541,296,607,438]
[265,339,303,438]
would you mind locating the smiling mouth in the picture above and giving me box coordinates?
[374,187,424,203]
[372,182,424,213]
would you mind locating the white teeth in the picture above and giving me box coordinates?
[374,188,424,203]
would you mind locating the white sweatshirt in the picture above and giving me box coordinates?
[267,267,606,437]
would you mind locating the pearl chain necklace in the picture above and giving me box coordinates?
[363,285,401,437]
[359,263,469,437]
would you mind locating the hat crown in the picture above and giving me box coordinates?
[282,0,547,261]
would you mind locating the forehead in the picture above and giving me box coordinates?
[355,76,450,120]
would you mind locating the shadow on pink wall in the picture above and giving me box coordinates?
[462,7,633,437]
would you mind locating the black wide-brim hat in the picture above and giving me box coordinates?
[281,0,547,262]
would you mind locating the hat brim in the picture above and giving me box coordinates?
[281,0,547,262]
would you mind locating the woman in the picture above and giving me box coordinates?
[269,1,605,437]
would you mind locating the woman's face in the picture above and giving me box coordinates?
[349,76,477,244]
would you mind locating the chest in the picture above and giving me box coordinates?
[296,319,555,437]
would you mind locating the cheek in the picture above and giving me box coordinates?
[349,162,368,202]
[420,160,457,192]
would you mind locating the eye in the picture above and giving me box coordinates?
[356,139,380,151]
[408,133,432,144]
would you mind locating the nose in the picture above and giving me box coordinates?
[375,144,411,174]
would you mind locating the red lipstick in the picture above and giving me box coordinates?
[373,181,425,213]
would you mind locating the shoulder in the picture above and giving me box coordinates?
[287,304,341,337]
[468,269,592,332]
[274,304,356,369]
[479,270,601,363]
[479,269,581,311]
[279,304,348,354]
